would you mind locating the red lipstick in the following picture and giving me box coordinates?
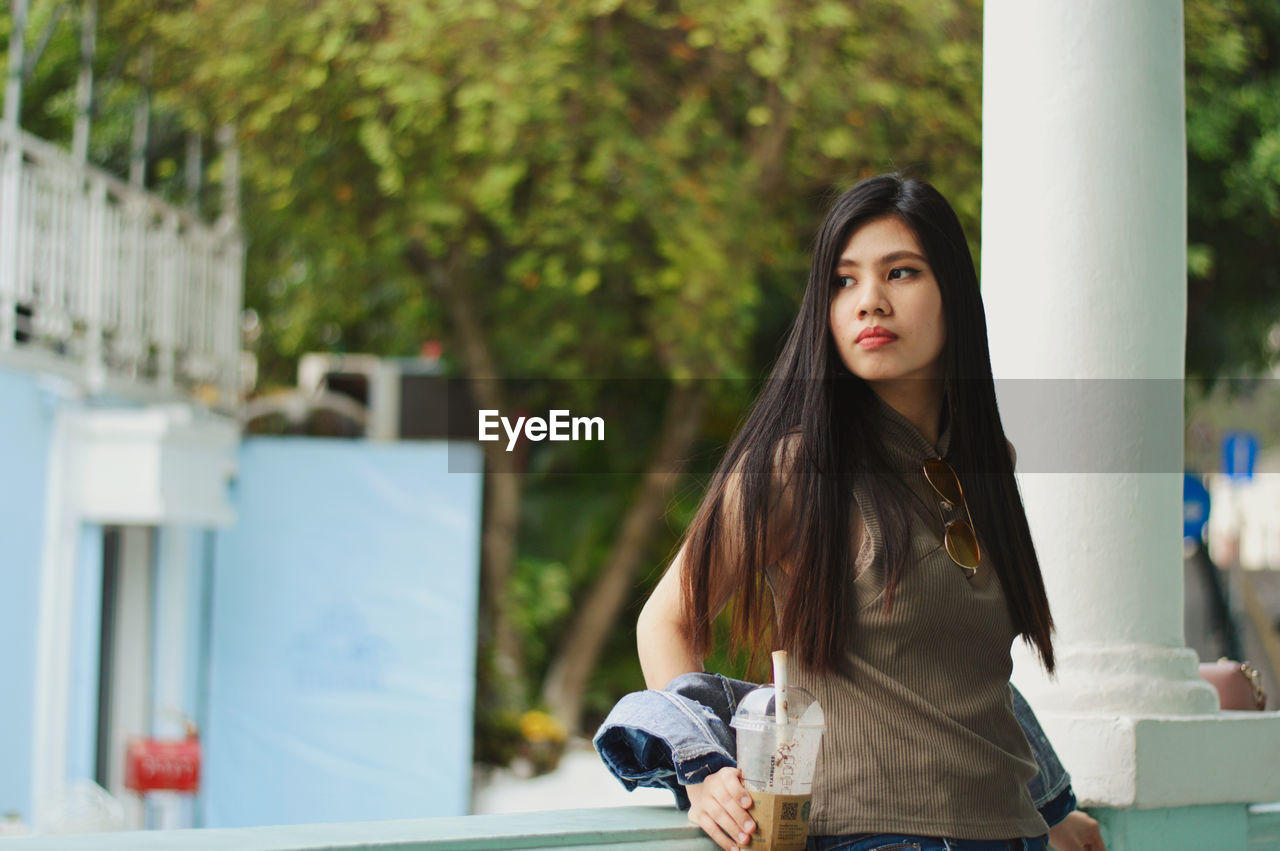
[856,326,897,348]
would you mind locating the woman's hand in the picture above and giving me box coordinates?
[686,766,757,851]
[1048,809,1106,851]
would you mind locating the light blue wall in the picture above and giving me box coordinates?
[206,438,482,828]
[0,367,55,821]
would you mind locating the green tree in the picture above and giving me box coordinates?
[106,0,989,737]
[1185,0,1280,380]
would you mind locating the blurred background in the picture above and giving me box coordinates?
[1,0,1279,836]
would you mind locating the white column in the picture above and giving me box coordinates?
[107,525,153,831]
[985,0,1210,717]
[30,410,78,829]
[149,526,196,830]
[984,0,1280,810]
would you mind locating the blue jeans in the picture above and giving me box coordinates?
[807,834,1049,851]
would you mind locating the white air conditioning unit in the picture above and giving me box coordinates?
[296,353,460,441]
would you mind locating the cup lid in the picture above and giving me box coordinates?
[730,685,825,731]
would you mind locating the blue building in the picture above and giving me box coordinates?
[0,24,482,833]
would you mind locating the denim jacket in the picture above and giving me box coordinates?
[593,673,1075,827]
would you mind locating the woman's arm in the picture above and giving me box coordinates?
[637,544,756,851]
[636,544,705,689]
[638,432,802,689]
[635,436,801,851]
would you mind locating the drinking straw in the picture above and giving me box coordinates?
[772,650,792,791]
[772,650,789,728]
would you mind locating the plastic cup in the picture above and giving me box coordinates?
[731,685,824,850]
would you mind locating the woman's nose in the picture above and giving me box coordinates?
[856,283,889,318]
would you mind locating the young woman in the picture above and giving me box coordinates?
[636,175,1102,851]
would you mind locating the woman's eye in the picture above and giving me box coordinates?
[834,275,856,289]
[887,267,919,281]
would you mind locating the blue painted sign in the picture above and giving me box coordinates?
[208,440,483,828]
[1221,432,1259,480]
[1183,473,1211,542]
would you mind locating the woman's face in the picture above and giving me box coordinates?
[828,215,946,394]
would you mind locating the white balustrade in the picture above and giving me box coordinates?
[0,127,243,406]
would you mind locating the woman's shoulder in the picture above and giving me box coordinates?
[767,428,808,490]
[772,427,804,464]
[724,429,802,486]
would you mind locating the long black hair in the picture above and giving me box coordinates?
[678,173,1055,675]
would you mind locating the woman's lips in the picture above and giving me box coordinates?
[857,334,897,349]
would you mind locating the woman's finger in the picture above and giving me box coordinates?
[722,769,753,807]
[715,771,756,839]
[701,791,753,849]
[689,807,737,851]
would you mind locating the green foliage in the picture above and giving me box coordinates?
[1,1,210,213]
[102,0,991,751]
[1185,0,1280,380]
[92,0,989,393]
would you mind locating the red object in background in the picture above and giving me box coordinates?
[124,734,201,794]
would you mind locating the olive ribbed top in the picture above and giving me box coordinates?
[768,393,1047,840]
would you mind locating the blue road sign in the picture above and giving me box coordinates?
[1183,473,1211,542]
[1222,432,1259,480]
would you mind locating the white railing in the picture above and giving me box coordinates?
[0,126,243,407]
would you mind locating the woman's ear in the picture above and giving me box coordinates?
[1005,438,1018,470]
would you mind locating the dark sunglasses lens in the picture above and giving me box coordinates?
[924,459,963,505]
[945,520,981,569]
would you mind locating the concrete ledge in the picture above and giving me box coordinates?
[3,803,1279,850]
[0,806,716,850]
[1036,711,1280,808]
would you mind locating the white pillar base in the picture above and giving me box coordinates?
[1015,643,1220,716]
[1029,710,1280,809]
[1016,640,1280,810]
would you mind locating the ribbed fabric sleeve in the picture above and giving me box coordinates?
[773,393,1048,840]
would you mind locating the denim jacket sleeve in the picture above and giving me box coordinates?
[1011,682,1076,826]
[595,673,1076,825]
[592,672,755,810]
